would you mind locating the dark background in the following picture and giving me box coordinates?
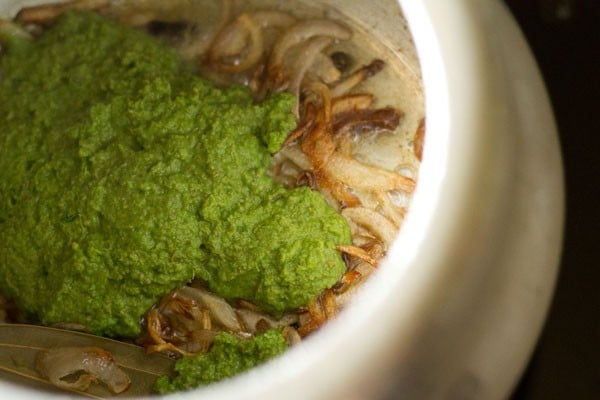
[502,1,599,399]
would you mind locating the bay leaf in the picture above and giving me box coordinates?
[0,323,175,398]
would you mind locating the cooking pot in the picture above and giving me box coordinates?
[0,0,563,399]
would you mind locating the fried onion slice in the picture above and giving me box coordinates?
[36,346,131,394]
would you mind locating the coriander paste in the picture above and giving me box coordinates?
[0,12,351,338]
[155,329,288,393]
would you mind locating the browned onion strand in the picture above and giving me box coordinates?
[305,52,341,85]
[330,59,385,97]
[331,93,374,115]
[287,36,334,99]
[260,19,351,95]
[207,9,296,63]
[323,153,415,193]
[342,207,398,247]
[203,9,299,83]
[297,288,338,337]
[138,284,300,356]
[336,245,378,267]
[267,19,352,73]
[208,17,250,58]
[15,0,110,25]
[177,285,242,332]
[414,117,426,162]
[36,346,131,394]
[332,107,403,137]
[206,12,265,73]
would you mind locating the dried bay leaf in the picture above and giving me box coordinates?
[0,323,175,397]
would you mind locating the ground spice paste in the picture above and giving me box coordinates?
[0,11,351,344]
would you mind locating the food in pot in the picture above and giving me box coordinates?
[0,0,422,394]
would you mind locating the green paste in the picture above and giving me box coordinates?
[0,12,351,338]
[155,329,288,393]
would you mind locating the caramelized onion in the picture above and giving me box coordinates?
[378,191,407,227]
[330,59,385,97]
[316,173,362,209]
[331,93,374,115]
[297,289,337,337]
[15,0,110,25]
[206,12,264,73]
[207,10,296,74]
[288,36,334,95]
[323,153,415,193]
[177,286,242,332]
[269,19,351,72]
[273,145,312,171]
[332,106,402,136]
[306,52,342,84]
[336,244,378,266]
[333,261,377,307]
[236,308,298,333]
[263,19,351,93]
[36,346,131,394]
[414,118,426,161]
[342,207,398,247]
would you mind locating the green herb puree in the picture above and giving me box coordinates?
[155,329,288,393]
[0,12,351,338]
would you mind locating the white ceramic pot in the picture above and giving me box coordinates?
[0,0,563,399]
